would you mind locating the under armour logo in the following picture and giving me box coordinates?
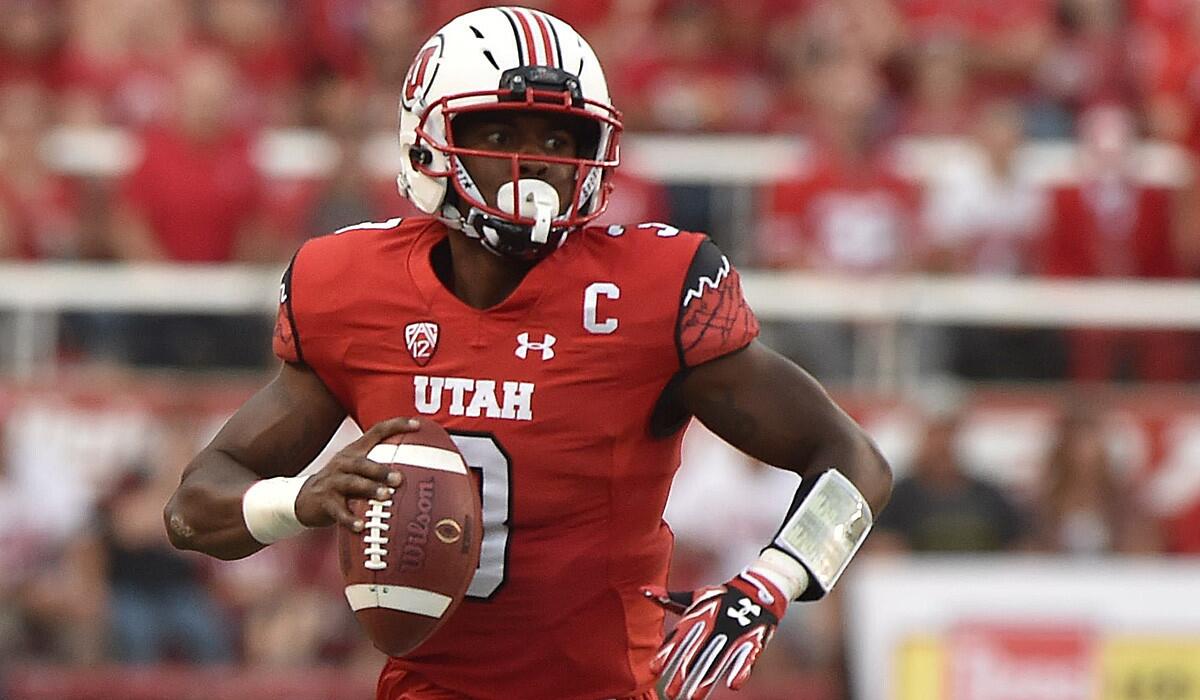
[727,597,761,627]
[515,332,556,360]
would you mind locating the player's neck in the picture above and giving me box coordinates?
[436,235,535,310]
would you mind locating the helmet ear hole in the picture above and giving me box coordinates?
[409,147,434,168]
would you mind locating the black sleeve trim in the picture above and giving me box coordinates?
[281,252,306,366]
[648,369,691,439]
[675,236,731,369]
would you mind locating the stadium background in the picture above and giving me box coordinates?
[2,0,1200,698]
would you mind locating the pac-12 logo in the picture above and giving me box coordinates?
[403,37,443,107]
[405,321,440,367]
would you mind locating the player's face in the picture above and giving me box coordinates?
[451,110,586,215]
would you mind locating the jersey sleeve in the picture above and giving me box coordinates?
[675,237,759,368]
[272,254,304,364]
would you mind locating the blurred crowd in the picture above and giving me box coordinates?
[1,381,1187,699]
[2,0,1199,380]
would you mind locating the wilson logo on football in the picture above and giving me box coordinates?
[405,321,440,367]
[400,480,436,572]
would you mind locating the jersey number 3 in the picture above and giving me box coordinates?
[450,433,511,599]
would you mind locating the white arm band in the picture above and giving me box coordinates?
[769,468,873,600]
[241,474,313,545]
[749,549,811,601]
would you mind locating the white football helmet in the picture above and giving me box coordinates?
[397,6,622,260]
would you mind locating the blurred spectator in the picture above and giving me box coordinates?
[1134,0,1200,154]
[58,0,196,127]
[110,51,268,262]
[1,416,106,665]
[757,41,919,273]
[300,0,419,86]
[1035,0,1132,124]
[0,82,86,259]
[921,98,1060,380]
[260,75,364,250]
[102,51,275,368]
[1042,103,1194,381]
[899,0,1054,103]
[923,98,1048,275]
[360,0,421,93]
[219,529,361,666]
[898,37,973,136]
[756,37,919,380]
[618,2,771,132]
[0,0,63,88]
[202,0,304,128]
[55,0,128,125]
[0,418,41,661]
[93,427,233,664]
[261,74,415,247]
[1031,409,1161,554]
[874,413,1027,552]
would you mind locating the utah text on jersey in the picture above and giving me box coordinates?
[414,375,535,421]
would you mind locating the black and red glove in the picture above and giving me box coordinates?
[642,569,788,700]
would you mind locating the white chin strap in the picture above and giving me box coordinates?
[497,179,560,244]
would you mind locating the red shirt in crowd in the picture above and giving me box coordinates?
[1131,8,1200,154]
[1042,181,1179,278]
[1042,179,1191,382]
[0,175,81,260]
[758,150,922,272]
[120,127,262,262]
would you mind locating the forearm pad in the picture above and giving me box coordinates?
[765,468,873,601]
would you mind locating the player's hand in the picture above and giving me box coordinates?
[295,417,420,532]
[642,569,787,700]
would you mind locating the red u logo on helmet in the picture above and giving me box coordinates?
[404,44,438,102]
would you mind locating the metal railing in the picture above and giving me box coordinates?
[5,263,1198,386]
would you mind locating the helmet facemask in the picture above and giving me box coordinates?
[408,65,622,261]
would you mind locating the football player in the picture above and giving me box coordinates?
[163,7,892,700]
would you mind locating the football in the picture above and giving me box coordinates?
[338,419,482,657]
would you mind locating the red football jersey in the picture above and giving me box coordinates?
[273,217,758,700]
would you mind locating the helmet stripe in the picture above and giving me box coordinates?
[498,7,526,66]
[511,8,541,65]
[536,10,565,70]
[529,11,557,68]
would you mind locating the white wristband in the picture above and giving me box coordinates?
[241,474,312,545]
[751,548,811,601]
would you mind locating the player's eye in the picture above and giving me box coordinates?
[482,128,511,148]
[545,132,575,155]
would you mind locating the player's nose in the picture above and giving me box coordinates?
[516,140,551,176]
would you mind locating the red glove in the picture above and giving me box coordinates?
[642,569,788,700]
